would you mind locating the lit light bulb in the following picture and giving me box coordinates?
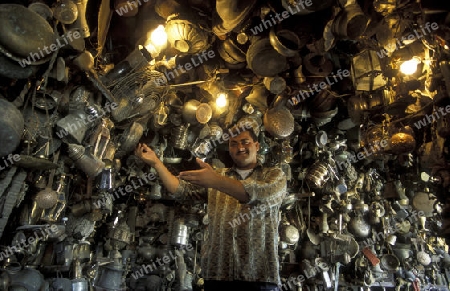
[145,25,167,57]
[151,25,167,48]
[216,93,227,108]
[400,57,420,75]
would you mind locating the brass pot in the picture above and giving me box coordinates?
[380,254,400,271]
[246,38,287,77]
[269,29,302,57]
[54,0,79,23]
[305,161,329,189]
[363,125,388,157]
[348,215,371,238]
[182,99,212,125]
[332,4,368,39]
[170,124,190,150]
[263,97,294,138]
[117,122,144,158]
[280,224,300,245]
[347,95,368,124]
[388,126,416,154]
[68,143,105,177]
[217,38,246,68]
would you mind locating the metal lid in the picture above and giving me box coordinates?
[246,38,287,77]
[196,103,213,124]
[0,4,56,58]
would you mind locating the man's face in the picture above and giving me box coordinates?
[229,131,259,170]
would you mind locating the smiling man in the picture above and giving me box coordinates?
[135,117,286,291]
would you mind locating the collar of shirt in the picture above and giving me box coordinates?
[225,162,263,179]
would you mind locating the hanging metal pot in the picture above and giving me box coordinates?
[388,126,416,154]
[53,0,79,24]
[303,53,334,77]
[171,218,189,246]
[412,191,436,217]
[392,244,412,260]
[310,89,337,113]
[182,99,201,124]
[332,4,368,40]
[312,107,338,127]
[305,161,329,189]
[117,122,144,158]
[28,2,53,21]
[363,125,388,157]
[263,96,294,138]
[67,143,105,177]
[154,0,183,19]
[247,38,287,77]
[68,0,90,38]
[347,95,368,124]
[280,224,300,245]
[269,28,302,57]
[263,105,294,138]
[263,76,286,94]
[6,267,46,291]
[380,254,400,271]
[217,38,246,69]
[50,278,73,291]
[245,84,269,111]
[212,0,258,36]
[182,99,212,125]
[171,124,190,150]
[94,264,127,291]
[348,214,371,238]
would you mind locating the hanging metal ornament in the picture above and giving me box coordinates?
[165,15,211,54]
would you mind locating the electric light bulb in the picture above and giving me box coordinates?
[151,25,167,48]
[144,43,156,55]
[400,57,420,75]
[145,25,167,57]
[216,93,227,108]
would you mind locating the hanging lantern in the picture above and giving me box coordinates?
[351,50,387,91]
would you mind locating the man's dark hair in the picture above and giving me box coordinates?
[228,125,258,142]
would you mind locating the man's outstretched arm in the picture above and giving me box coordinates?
[135,143,179,194]
[178,158,250,203]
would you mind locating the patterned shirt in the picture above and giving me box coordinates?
[172,163,287,285]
